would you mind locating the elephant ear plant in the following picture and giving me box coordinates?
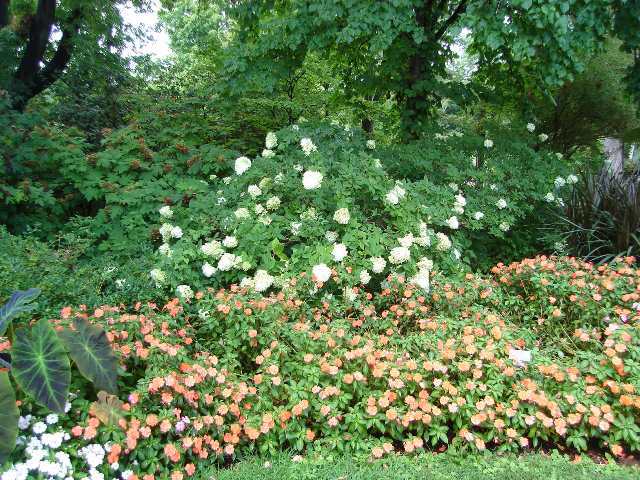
[0,289,119,463]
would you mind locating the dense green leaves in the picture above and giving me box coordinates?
[0,371,19,464]
[0,288,40,335]
[59,317,119,393]
[12,319,70,413]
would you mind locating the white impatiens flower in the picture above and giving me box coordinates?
[248,184,262,197]
[201,240,223,257]
[526,123,536,133]
[436,232,452,251]
[262,149,275,158]
[371,257,387,273]
[566,174,578,184]
[389,246,411,265]
[398,233,414,248]
[254,270,274,292]
[360,270,371,284]
[366,139,376,149]
[32,421,47,435]
[312,263,332,282]
[333,208,350,225]
[484,139,494,148]
[302,170,323,190]
[331,243,348,262]
[218,252,240,271]
[234,156,252,175]
[176,285,194,301]
[159,205,173,218]
[202,262,217,278]
[45,414,59,425]
[446,216,459,230]
[538,133,549,142]
[325,231,338,244]
[544,192,555,202]
[554,176,566,188]
[235,207,250,219]
[150,269,166,285]
[223,236,238,248]
[265,132,278,149]
[170,226,183,239]
[300,138,317,156]
[499,222,510,232]
[496,198,507,210]
[266,196,281,210]
[473,211,484,220]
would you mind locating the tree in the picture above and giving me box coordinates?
[221,0,640,137]
[0,0,147,112]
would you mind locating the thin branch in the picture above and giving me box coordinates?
[433,1,467,41]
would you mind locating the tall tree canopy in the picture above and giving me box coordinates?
[0,0,147,111]
[221,0,640,136]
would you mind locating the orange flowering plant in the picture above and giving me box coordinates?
[3,255,640,479]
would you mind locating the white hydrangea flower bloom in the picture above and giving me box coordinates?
[554,176,566,188]
[294,164,304,172]
[398,233,414,248]
[218,252,240,271]
[265,132,278,149]
[389,246,411,265]
[202,262,217,278]
[150,269,166,285]
[436,232,452,251]
[223,176,232,184]
[566,174,578,184]
[235,207,250,219]
[454,194,466,207]
[266,196,281,210]
[158,243,172,257]
[484,139,494,148]
[291,222,302,235]
[538,133,549,142]
[446,216,459,229]
[544,192,555,202]
[366,139,376,149]
[170,226,183,239]
[159,205,173,218]
[385,184,406,205]
[223,236,238,248]
[333,208,350,224]
[274,172,284,183]
[411,270,430,292]
[371,257,386,273]
[473,211,484,220]
[302,170,323,190]
[331,243,348,262]
[499,222,510,232]
[176,285,194,301]
[496,198,507,209]
[360,270,371,284]
[312,263,332,282]
[262,149,275,158]
[234,156,252,175]
[527,123,536,133]
[201,240,223,257]
[417,257,433,271]
[325,231,338,243]
[254,270,274,292]
[159,223,173,241]
[248,184,262,197]
[300,138,317,156]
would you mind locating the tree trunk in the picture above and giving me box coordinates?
[0,0,9,29]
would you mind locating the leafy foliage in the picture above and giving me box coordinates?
[12,319,70,413]
[0,371,19,464]
[0,288,40,336]
[59,317,119,393]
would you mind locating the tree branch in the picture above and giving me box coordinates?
[14,0,56,83]
[433,1,467,41]
[0,0,9,29]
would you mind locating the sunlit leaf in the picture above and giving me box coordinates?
[89,390,125,426]
[0,288,41,336]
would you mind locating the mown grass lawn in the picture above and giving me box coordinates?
[210,452,639,480]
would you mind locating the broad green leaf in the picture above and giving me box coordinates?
[12,320,70,413]
[89,391,125,426]
[59,318,119,393]
[0,288,41,336]
[0,371,19,464]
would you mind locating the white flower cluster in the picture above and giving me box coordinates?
[302,170,323,190]
[176,284,194,301]
[234,156,252,175]
[333,208,350,225]
[385,183,406,205]
[300,138,317,156]
[159,205,173,218]
[265,132,278,150]
[3,412,74,480]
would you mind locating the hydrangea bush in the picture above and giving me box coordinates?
[150,122,569,297]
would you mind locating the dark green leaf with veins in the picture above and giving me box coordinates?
[0,288,41,336]
[0,371,19,463]
[59,318,119,393]
[12,319,70,413]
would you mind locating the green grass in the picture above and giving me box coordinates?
[207,452,639,480]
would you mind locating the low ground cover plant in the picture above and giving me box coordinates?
[2,255,638,479]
